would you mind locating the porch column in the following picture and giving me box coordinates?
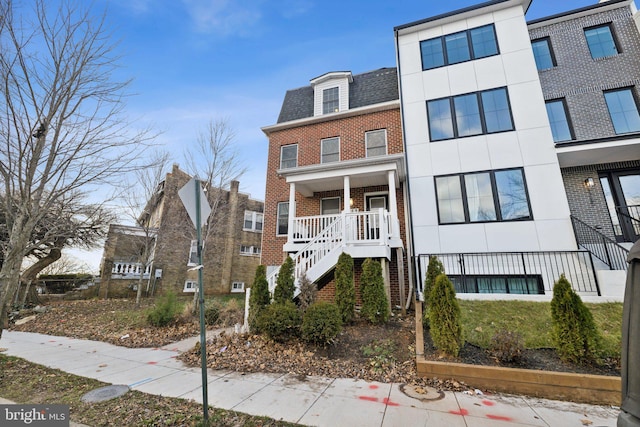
[287,183,296,242]
[387,170,398,238]
[343,175,351,212]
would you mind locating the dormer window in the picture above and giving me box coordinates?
[323,87,339,114]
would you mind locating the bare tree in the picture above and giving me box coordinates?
[0,0,153,335]
[120,151,170,307]
[183,118,246,308]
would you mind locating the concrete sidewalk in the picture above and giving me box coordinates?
[0,330,620,426]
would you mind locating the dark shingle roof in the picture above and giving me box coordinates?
[276,67,398,124]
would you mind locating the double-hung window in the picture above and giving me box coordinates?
[277,202,289,235]
[604,88,640,134]
[531,37,556,70]
[421,24,498,70]
[321,197,340,215]
[243,211,263,232]
[365,129,387,157]
[323,87,339,114]
[545,99,573,142]
[435,168,532,224]
[280,145,298,169]
[427,87,513,141]
[584,24,618,59]
[321,137,340,163]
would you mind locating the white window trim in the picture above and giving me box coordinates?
[240,245,261,256]
[321,137,340,163]
[183,280,197,293]
[320,197,341,215]
[322,86,340,114]
[280,144,298,169]
[365,129,388,157]
[364,191,389,211]
[277,201,289,236]
[243,210,263,232]
[231,281,245,293]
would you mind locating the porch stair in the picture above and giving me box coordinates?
[570,215,629,271]
[267,215,345,296]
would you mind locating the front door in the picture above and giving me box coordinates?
[365,194,388,240]
[600,170,640,242]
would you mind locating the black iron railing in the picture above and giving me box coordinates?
[571,215,629,270]
[415,250,600,297]
[616,205,640,241]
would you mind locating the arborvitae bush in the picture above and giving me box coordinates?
[428,273,463,356]
[301,301,342,345]
[273,256,295,304]
[297,272,317,313]
[550,274,603,364]
[360,258,390,324]
[255,301,301,342]
[249,265,270,331]
[334,252,355,324]
[423,256,444,329]
[489,329,524,363]
[147,291,179,327]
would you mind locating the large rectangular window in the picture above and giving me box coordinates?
[545,99,573,142]
[321,137,340,163]
[435,168,531,224]
[427,87,513,141]
[584,24,618,59]
[420,24,498,70]
[243,211,263,232]
[277,202,289,235]
[531,38,556,70]
[280,144,298,169]
[604,88,640,134]
[365,129,387,157]
[321,197,340,215]
[322,87,339,114]
[451,275,543,295]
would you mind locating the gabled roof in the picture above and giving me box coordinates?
[276,67,399,124]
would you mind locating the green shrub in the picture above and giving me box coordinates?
[423,256,444,329]
[360,258,389,324]
[297,272,317,313]
[273,257,295,304]
[551,274,602,364]
[334,252,355,324]
[489,329,523,363]
[204,301,220,326]
[301,301,342,345]
[428,274,463,356]
[147,291,179,327]
[256,301,301,342]
[249,265,271,331]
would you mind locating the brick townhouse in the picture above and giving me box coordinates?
[261,68,411,308]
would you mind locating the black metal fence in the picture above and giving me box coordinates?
[415,250,600,297]
[571,215,629,270]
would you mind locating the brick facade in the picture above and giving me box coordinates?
[100,165,264,297]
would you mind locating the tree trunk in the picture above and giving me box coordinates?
[136,270,144,308]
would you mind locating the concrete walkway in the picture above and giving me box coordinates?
[0,331,620,426]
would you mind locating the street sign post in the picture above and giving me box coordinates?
[178,178,212,424]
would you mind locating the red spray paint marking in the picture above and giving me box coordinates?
[369,384,379,389]
[382,398,400,407]
[147,361,157,365]
[482,400,495,406]
[449,408,469,416]
[487,414,513,422]
[359,396,378,402]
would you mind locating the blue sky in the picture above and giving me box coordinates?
[73,0,599,270]
[98,0,595,201]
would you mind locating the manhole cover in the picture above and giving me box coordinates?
[399,384,445,401]
[81,385,129,403]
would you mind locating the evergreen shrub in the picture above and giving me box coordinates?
[301,301,342,345]
[360,258,390,324]
[334,252,355,324]
[428,273,463,356]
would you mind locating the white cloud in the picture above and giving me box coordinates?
[182,0,265,35]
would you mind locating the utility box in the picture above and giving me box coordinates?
[619,240,640,427]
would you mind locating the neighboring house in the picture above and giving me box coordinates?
[261,68,410,307]
[99,165,264,297]
[395,0,640,299]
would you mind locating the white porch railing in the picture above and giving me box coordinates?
[268,209,398,295]
[111,262,151,279]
